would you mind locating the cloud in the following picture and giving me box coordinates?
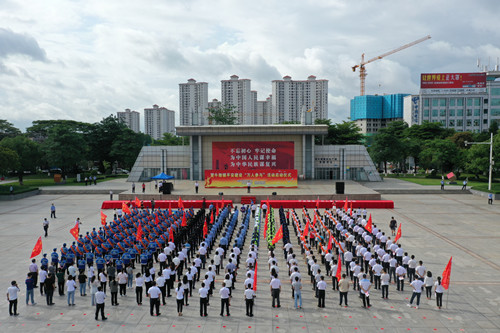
[0,28,47,60]
[1,0,500,131]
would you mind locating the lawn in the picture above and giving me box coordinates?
[386,175,500,193]
[0,174,128,195]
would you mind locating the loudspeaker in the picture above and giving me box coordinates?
[272,192,277,196]
[335,182,345,195]
[218,192,224,196]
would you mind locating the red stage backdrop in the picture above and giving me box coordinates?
[212,141,294,170]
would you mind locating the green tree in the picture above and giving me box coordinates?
[448,132,473,149]
[27,120,93,142]
[419,139,461,174]
[489,120,499,136]
[465,143,489,178]
[0,120,21,141]
[207,104,238,125]
[314,119,364,145]
[0,136,42,184]
[110,129,149,170]
[152,132,188,146]
[87,115,129,172]
[43,126,87,175]
[405,122,455,141]
[369,132,405,173]
[0,146,20,176]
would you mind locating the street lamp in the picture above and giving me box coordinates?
[464,133,494,191]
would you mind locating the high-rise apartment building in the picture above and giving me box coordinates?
[256,95,272,125]
[117,108,140,133]
[144,104,175,140]
[179,78,208,126]
[271,75,328,124]
[221,75,252,125]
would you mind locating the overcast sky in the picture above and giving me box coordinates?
[1,0,500,131]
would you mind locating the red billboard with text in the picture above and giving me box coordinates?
[212,141,294,170]
[205,169,298,188]
[420,72,486,94]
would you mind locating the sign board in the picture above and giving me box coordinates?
[212,141,294,170]
[204,169,298,188]
[420,72,486,94]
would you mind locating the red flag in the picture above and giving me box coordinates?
[69,224,79,240]
[327,235,333,251]
[316,196,320,209]
[343,198,348,212]
[169,227,174,242]
[216,202,219,217]
[136,223,143,241]
[181,211,187,227]
[30,236,42,258]
[203,220,208,238]
[100,211,107,226]
[272,225,283,245]
[253,261,258,291]
[122,202,131,215]
[442,257,452,290]
[168,202,172,216]
[313,213,317,227]
[365,214,372,233]
[155,215,160,226]
[349,200,353,216]
[303,220,310,238]
[336,254,342,281]
[210,210,214,224]
[135,197,141,208]
[178,196,184,209]
[394,224,402,243]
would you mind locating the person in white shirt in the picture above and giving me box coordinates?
[244,283,256,316]
[244,273,254,289]
[317,276,327,308]
[66,276,77,306]
[434,276,445,309]
[270,275,281,308]
[117,270,128,296]
[199,282,209,317]
[147,281,161,316]
[156,272,166,305]
[219,282,231,316]
[408,278,424,309]
[99,271,107,293]
[424,271,434,299]
[407,255,417,282]
[158,252,167,271]
[176,282,184,316]
[415,261,426,282]
[39,268,48,296]
[381,269,390,299]
[135,273,144,305]
[7,281,20,316]
[396,263,407,291]
[94,286,107,321]
[359,274,372,308]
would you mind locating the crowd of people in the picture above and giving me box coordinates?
[7,200,447,320]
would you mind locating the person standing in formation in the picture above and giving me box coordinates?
[94,286,107,321]
[7,281,20,316]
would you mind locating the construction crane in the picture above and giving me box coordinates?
[352,35,431,96]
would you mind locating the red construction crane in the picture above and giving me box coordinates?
[352,35,431,96]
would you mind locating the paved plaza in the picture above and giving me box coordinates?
[0,179,499,332]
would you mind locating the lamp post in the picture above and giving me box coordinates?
[464,133,494,191]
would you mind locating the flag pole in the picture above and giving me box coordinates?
[445,264,452,309]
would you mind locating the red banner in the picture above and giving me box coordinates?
[421,72,486,94]
[212,141,294,170]
[205,169,297,188]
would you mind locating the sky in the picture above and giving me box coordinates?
[1,0,500,131]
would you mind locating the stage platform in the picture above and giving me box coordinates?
[118,179,382,203]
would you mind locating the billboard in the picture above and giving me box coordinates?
[204,169,298,188]
[212,141,294,170]
[420,72,486,94]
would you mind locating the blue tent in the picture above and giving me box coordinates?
[151,172,174,180]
